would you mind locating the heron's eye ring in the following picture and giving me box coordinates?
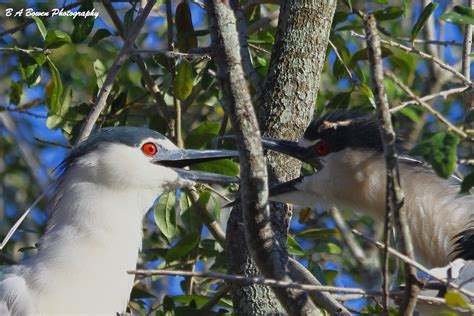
[315,142,330,156]
[141,142,158,156]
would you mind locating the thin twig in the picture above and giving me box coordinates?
[76,0,157,144]
[390,86,470,113]
[34,137,71,149]
[351,229,474,299]
[385,70,470,140]
[132,49,211,60]
[165,0,182,147]
[351,31,472,86]
[129,268,474,311]
[364,14,420,315]
[199,284,232,311]
[329,207,377,272]
[328,40,353,80]
[185,188,226,246]
[230,0,261,94]
[100,0,171,122]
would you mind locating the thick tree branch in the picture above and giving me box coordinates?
[205,1,318,314]
[364,14,420,316]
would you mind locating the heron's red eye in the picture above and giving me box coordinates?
[141,142,158,156]
[315,142,330,156]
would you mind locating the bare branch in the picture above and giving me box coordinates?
[76,0,157,144]
[364,14,420,315]
[390,86,470,113]
[351,31,472,85]
[352,229,474,299]
[130,268,474,311]
[385,70,470,140]
[100,0,172,123]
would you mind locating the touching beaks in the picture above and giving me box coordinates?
[152,149,240,184]
[260,137,323,170]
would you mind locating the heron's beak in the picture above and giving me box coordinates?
[152,149,240,184]
[260,137,323,170]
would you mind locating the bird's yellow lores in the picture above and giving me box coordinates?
[0,127,239,315]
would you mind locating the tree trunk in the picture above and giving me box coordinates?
[226,1,337,314]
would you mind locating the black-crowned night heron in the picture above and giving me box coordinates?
[0,127,239,315]
[260,111,474,268]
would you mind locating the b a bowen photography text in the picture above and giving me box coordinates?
[4,7,99,19]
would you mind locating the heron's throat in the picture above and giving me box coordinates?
[22,178,157,313]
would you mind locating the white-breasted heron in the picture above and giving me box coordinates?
[259,111,474,268]
[0,127,239,315]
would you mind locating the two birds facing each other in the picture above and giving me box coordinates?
[1,111,473,314]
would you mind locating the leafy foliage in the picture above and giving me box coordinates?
[0,0,472,314]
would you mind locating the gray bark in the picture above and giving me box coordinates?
[226,0,337,314]
[206,0,319,314]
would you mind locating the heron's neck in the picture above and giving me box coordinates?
[22,177,159,313]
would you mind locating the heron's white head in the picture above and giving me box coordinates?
[58,127,239,195]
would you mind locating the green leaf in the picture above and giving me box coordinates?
[359,83,376,107]
[461,172,474,194]
[166,232,201,263]
[17,51,42,87]
[288,236,305,256]
[174,59,194,101]
[294,228,338,240]
[372,6,404,21]
[93,59,107,90]
[9,81,22,105]
[445,290,471,309]
[349,46,393,68]
[332,58,349,80]
[399,107,421,123]
[154,192,179,242]
[326,91,352,110]
[46,85,73,129]
[180,192,201,232]
[388,54,416,85]
[88,28,113,47]
[130,286,155,299]
[123,8,134,38]
[45,30,72,49]
[172,295,233,308]
[411,2,439,42]
[323,269,338,284]
[32,16,47,40]
[176,1,197,53]
[185,122,220,149]
[332,11,349,27]
[430,132,460,178]
[71,0,95,43]
[440,5,474,25]
[190,159,239,177]
[313,242,341,255]
[45,58,63,114]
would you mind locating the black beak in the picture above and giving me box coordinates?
[152,149,240,184]
[260,137,323,170]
